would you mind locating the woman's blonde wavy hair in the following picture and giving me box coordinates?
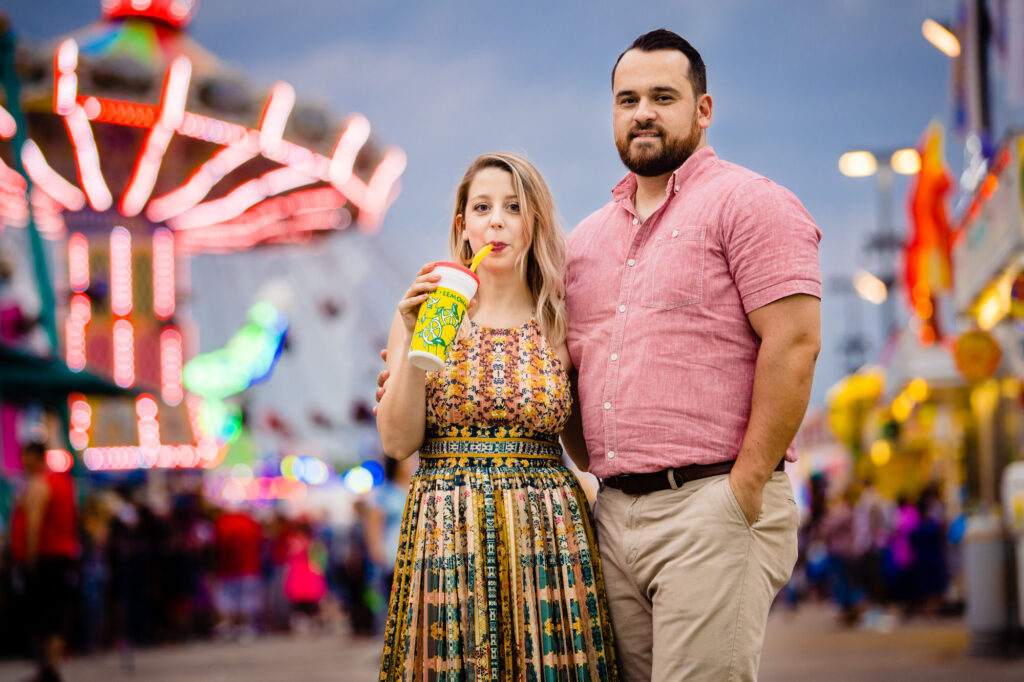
[449,152,567,346]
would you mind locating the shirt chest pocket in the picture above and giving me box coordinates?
[639,226,706,310]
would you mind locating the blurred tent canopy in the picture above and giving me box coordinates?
[0,345,135,407]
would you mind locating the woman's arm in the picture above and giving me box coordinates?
[376,264,440,459]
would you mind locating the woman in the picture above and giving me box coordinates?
[376,153,617,680]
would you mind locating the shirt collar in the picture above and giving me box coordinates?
[611,145,718,203]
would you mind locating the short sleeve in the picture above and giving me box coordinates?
[721,178,822,313]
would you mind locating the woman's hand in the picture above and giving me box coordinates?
[399,263,441,333]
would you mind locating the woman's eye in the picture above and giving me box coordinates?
[507,203,520,212]
[473,203,489,212]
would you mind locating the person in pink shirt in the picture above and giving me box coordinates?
[555,29,821,681]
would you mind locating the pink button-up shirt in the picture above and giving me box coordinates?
[565,147,821,478]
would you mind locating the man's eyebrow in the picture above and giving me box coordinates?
[614,86,682,98]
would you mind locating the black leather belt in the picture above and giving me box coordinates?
[601,458,785,496]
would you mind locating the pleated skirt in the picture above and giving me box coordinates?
[379,436,617,681]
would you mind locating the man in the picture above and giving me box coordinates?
[560,29,820,680]
[10,442,80,682]
[376,28,820,681]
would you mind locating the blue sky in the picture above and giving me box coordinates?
[6,0,961,408]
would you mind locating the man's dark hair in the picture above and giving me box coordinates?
[612,29,706,96]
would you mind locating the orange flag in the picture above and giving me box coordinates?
[905,121,953,343]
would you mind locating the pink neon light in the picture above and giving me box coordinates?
[113,319,135,388]
[120,56,192,217]
[152,228,175,318]
[0,156,26,192]
[82,97,101,120]
[55,38,77,73]
[136,395,161,462]
[329,115,370,185]
[160,327,183,405]
[65,318,86,371]
[54,40,79,116]
[38,37,404,235]
[174,187,347,253]
[27,187,66,237]
[0,105,15,139]
[55,74,78,116]
[259,82,295,155]
[70,396,91,428]
[359,147,407,231]
[169,166,317,231]
[110,226,132,316]
[69,394,91,450]
[45,450,73,473]
[69,293,91,324]
[65,293,90,371]
[146,81,305,224]
[21,140,86,211]
[147,146,255,223]
[67,232,89,292]
[63,106,112,211]
[82,444,205,471]
[76,95,400,221]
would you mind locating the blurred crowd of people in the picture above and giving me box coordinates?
[0,445,415,680]
[784,474,964,628]
[0,440,968,680]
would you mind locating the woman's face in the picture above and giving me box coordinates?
[459,167,527,274]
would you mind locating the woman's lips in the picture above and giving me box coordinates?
[489,242,508,252]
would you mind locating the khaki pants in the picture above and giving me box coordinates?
[595,471,799,681]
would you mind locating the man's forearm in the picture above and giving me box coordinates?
[733,336,817,484]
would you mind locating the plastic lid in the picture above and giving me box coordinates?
[433,261,480,286]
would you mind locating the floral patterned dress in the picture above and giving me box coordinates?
[379,318,617,681]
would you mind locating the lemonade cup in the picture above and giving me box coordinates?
[408,262,480,371]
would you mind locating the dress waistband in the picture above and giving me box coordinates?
[420,426,561,459]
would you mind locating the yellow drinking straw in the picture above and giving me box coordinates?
[469,243,494,272]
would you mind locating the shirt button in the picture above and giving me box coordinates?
[627,258,636,266]
[603,402,611,410]
[632,218,639,225]
[610,353,618,361]
[674,185,680,191]
[607,451,615,459]
[672,229,679,237]
[618,304,626,313]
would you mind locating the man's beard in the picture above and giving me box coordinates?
[616,114,701,177]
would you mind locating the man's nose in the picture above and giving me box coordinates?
[634,97,656,123]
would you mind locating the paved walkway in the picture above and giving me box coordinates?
[0,604,1021,681]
